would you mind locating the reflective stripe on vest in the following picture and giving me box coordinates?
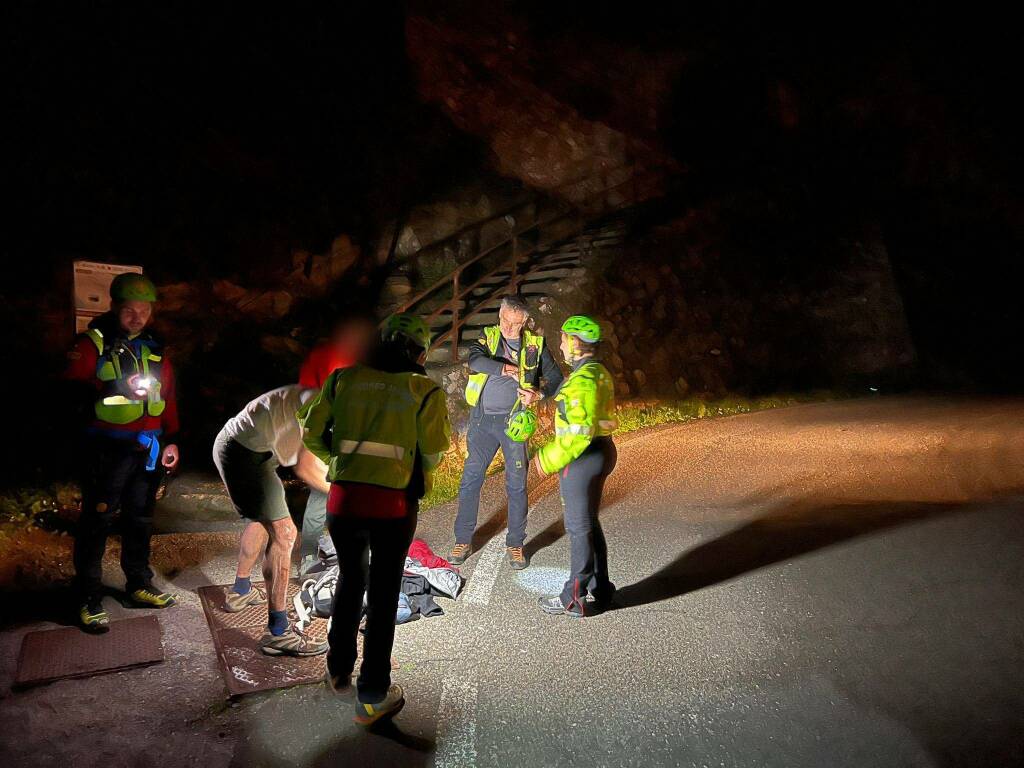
[556,423,593,437]
[86,331,166,424]
[337,440,406,460]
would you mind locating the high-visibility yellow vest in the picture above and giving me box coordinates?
[86,329,166,425]
[299,364,451,493]
[536,359,617,474]
[464,327,545,407]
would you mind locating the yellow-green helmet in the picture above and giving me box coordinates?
[110,273,157,303]
[383,313,431,351]
[561,315,601,343]
[505,409,538,443]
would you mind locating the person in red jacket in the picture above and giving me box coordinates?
[296,312,375,574]
[64,273,180,632]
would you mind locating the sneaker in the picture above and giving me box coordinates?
[506,546,527,571]
[354,684,405,727]
[538,595,584,618]
[223,586,267,613]
[449,543,472,565]
[79,601,110,633]
[129,586,177,608]
[259,627,329,657]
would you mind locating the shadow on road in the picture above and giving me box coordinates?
[612,497,1011,610]
[308,720,435,768]
[525,517,565,559]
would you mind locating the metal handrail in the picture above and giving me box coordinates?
[387,166,660,362]
[402,161,639,260]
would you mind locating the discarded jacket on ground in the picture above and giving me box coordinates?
[404,538,463,599]
[294,537,460,629]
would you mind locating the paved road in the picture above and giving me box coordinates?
[2,397,1023,767]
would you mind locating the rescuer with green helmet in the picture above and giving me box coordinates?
[533,314,618,618]
[451,295,564,571]
[300,312,450,726]
[63,271,180,633]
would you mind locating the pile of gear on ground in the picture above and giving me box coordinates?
[293,537,463,630]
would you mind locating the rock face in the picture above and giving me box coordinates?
[405,9,672,205]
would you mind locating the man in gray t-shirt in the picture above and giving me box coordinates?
[213,385,330,657]
[451,296,563,570]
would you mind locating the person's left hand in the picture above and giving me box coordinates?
[161,444,180,471]
[532,454,547,477]
[518,387,540,407]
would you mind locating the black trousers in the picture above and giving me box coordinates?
[558,437,617,610]
[74,436,164,601]
[327,508,418,703]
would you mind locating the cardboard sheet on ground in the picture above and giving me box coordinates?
[15,615,164,688]
[199,582,397,698]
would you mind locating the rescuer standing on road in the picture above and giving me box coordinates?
[533,315,618,618]
[213,383,332,657]
[63,273,180,632]
[451,295,563,570]
[300,313,450,727]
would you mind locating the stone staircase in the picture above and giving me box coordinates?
[423,218,627,365]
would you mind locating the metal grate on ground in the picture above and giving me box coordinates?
[15,615,164,688]
[198,582,391,698]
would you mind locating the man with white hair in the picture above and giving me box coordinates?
[451,295,563,570]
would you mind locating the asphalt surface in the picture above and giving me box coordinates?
[2,397,1023,768]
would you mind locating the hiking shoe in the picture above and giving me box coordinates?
[259,628,328,657]
[354,684,405,727]
[506,546,527,570]
[223,586,266,613]
[538,595,584,618]
[130,587,177,608]
[79,601,110,633]
[449,543,472,565]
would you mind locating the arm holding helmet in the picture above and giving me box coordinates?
[534,365,599,475]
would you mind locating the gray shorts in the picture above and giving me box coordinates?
[212,430,290,522]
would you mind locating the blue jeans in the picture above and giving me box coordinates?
[454,411,529,547]
[299,489,329,563]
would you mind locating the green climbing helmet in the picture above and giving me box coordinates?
[383,313,431,351]
[561,315,601,344]
[110,273,158,303]
[504,408,538,443]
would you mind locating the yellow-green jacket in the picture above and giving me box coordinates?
[464,326,562,407]
[536,359,617,474]
[299,364,451,494]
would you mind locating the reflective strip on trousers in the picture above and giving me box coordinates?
[337,440,406,460]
